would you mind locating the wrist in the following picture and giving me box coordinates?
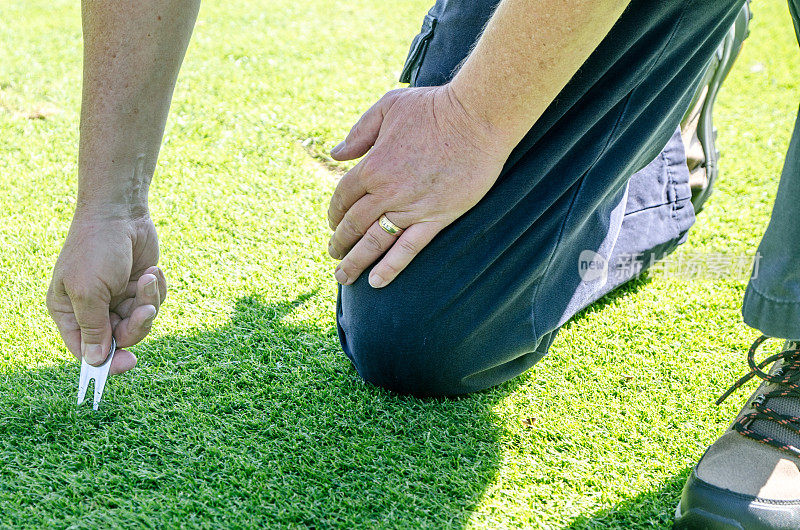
[75,154,153,220]
[440,82,520,159]
[75,190,150,221]
[74,182,150,221]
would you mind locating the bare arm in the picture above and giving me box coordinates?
[48,0,199,372]
[78,0,199,215]
[451,0,631,147]
[328,0,632,287]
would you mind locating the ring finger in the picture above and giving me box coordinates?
[334,214,405,285]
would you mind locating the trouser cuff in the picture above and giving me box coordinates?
[742,284,800,341]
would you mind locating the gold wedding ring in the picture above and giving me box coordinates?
[378,214,403,235]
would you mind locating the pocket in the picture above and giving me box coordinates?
[399,14,437,85]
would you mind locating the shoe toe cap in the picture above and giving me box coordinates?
[675,467,800,530]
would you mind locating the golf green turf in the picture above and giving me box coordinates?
[0,0,798,527]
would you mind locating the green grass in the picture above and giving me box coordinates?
[0,0,798,527]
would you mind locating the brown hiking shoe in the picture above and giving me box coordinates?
[675,337,800,529]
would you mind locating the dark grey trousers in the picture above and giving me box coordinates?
[742,1,800,340]
[337,0,748,397]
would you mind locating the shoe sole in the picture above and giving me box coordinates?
[673,501,745,529]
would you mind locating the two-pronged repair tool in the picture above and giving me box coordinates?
[77,337,116,411]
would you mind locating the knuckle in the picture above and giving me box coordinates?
[339,216,363,240]
[383,181,405,200]
[331,191,346,216]
[362,230,385,253]
[397,237,419,255]
[82,327,105,336]
[78,322,106,336]
[383,88,405,103]
[378,260,401,277]
[327,194,338,215]
[359,156,382,178]
[328,190,346,223]
[45,286,57,310]
[349,123,362,140]
[65,282,98,303]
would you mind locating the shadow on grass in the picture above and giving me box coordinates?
[0,292,522,527]
[565,468,691,529]
[0,273,687,527]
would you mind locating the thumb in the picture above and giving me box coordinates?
[73,295,113,366]
[331,89,402,161]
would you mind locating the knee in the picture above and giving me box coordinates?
[336,272,550,397]
[337,281,464,397]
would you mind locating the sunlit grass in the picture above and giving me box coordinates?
[0,0,797,527]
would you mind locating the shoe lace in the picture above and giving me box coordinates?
[717,335,800,456]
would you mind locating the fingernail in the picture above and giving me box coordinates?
[145,280,158,297]
[331,141,345,155]
[143,305,157,322]
[335,268,349,285]
[369,273,387,288]
[82,343,105,365]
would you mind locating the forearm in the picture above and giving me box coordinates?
[450,0,631,149]
[77,0,200,217]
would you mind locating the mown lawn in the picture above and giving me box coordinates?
[0,0,797,527]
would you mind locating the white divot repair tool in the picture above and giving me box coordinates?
[77,337,116,411]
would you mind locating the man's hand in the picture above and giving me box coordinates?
[327,0,633,288]
[327,85,514,288]
[47,214,167,375]
[46,0,199,372]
